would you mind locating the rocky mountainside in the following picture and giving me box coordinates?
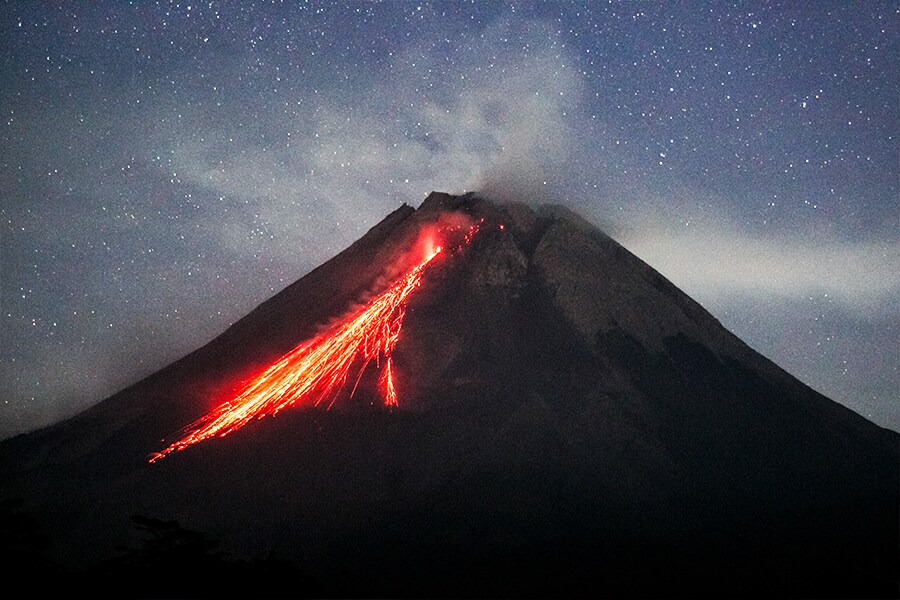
[1,192,897,598]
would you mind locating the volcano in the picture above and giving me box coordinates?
[1,192,897,598]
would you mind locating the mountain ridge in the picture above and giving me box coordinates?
[1,191,896,598]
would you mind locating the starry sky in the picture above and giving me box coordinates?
[1,1,897,439]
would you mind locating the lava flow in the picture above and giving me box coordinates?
[150,222,479,462]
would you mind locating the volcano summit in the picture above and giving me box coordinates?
[1,192,897,598]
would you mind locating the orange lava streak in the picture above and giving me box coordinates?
[380,357,398,408]
[149,246,442,463]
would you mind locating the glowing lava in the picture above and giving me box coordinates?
[150,224,476,462]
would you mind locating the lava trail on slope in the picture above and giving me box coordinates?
[150,220,480,462]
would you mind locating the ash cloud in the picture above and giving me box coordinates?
[160,16,589,250]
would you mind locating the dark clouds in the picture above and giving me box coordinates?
[1,2,897,438]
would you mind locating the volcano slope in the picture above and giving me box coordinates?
[1,192,897,598]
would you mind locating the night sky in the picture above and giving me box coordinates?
[1,1,897,439]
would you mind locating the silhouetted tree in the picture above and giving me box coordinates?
[96,515,233,598]
[94,515,317,599]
